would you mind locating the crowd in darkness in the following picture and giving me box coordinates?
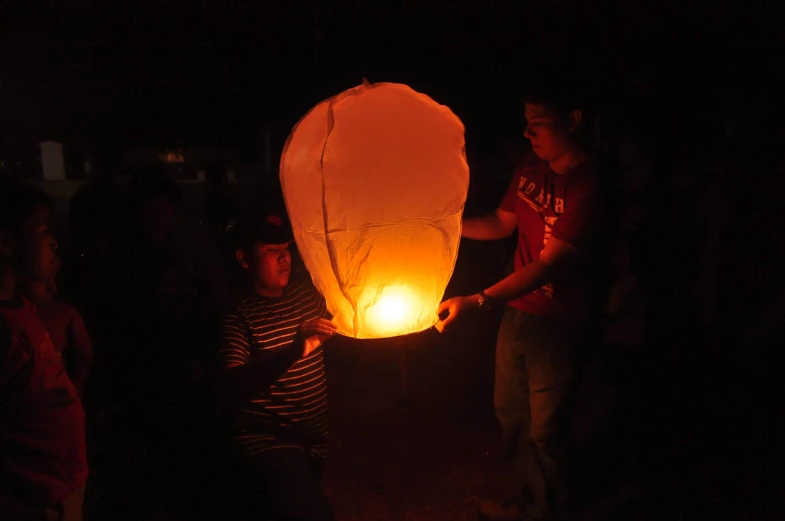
[2,155,302,519]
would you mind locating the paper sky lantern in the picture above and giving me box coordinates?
[280,82,469,339]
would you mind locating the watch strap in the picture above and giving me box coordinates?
[478,290,492,310]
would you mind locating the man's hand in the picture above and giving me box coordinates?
[434,295,478,333]
[299,318,337,356]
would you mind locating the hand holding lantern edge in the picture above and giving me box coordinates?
[298,317,337,356]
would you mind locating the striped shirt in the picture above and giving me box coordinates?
[218,283,329,458]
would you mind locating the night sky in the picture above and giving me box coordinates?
[1,0,781,161]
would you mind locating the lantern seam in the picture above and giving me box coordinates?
[320,98,359,337]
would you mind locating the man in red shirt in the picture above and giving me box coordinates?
[437,85,613,521]
[1,180,88,521]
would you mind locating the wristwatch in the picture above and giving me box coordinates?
[477,290,493,311]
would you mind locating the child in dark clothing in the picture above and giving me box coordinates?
[216,212,337,521]
[14,188,93,398]
[1,180,88,521]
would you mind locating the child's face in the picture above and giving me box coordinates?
[22,206,59,283]
[244,242,292,291]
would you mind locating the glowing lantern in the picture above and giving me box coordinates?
[280,82,469,339]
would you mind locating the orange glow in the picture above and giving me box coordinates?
[361,285,429,338]
[158,150,184,164]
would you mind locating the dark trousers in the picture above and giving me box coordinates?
[495,307,588,519]
[235,447,335,521]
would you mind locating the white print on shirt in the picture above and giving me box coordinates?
[542,216,558,299]
[517,177,564,217]
[518,176,536,195]
[517,175,567,301]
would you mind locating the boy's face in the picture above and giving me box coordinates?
[523,103,581,162]
[239,241,292,291]
[22,206,58,283]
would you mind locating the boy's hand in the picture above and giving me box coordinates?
[299,318,337,356]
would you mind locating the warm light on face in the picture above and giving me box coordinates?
[361,285,431,338]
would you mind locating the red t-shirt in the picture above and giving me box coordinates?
[1,296,88,507]
[499,154,609,323]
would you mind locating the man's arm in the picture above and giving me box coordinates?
[436,237,580,331]
[485,168,602,302]
[483,236,579,302]
[215,311,335,402]
[437,170,603,332]
[463,168,521,241]
[215,310,300,403]
[217,348,303,403]
[462,208,518,241]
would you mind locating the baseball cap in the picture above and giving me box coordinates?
[229,212,294,249]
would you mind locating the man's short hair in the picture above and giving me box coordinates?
[519,67,598,147]
[522,73,589,118]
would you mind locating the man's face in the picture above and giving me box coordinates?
[523,103,580,162]
[242,242,292,291]
[22,206,58,283]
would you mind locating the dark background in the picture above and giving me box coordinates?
[2,1,784,519]
[3,0,780,161]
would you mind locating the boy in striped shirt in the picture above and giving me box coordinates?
[216,212,336,521]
